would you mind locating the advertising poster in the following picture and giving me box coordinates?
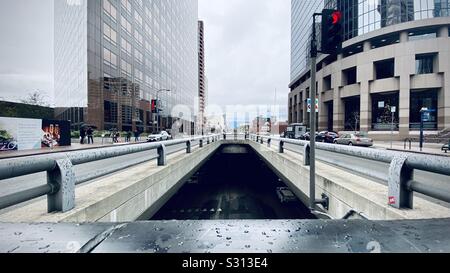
[41,119,71,147]
[0,117,42,151]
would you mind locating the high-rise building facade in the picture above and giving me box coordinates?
[55,0,199,133]
[289,0,450,139]
[197,20,207,134]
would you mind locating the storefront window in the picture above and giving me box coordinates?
[410,89,438,130]
[371,92,399,131]
[344,96,360,131]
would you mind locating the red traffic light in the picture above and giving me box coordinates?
[331,11,342,25]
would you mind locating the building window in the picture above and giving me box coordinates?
[374,58,395,79]
[103,0,117,20]
[416,54,435,74]
[342,67,357,85]
[344,96,360,131]
[103,48,117,68]
[323,75,332,91]
[410,89,438,130]
[371,92,399,131]
[103,23,117,44]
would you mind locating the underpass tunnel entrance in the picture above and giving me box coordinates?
[151,144,316,220]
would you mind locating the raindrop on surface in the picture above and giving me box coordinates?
[244,230,249,234]
[245,245,251,248]
[267,249,273,253]
[178,242,184,246]
[226,237,232,240]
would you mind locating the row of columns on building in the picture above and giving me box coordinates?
[292,26,449,137]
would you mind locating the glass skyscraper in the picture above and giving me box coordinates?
[55,0,199,133]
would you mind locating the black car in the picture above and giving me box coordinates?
[315,131,339,143]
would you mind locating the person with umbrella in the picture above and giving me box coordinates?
[80,126,86,144]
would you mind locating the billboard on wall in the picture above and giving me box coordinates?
[41,119,71,148]
[0,117,71,152]
[0,117,42,151]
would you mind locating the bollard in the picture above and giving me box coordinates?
[223,134,227,140]
[268,138,271,148]
[260,137,263,144]
[157,144,167,166]
[303,144,311,166]
[279,141,284,153]
[207,137,210,144]
[256,136,259,143]
[186,140,192,154]
[47,156,76,213]
[388,154,413,209]
[200,139,204,148]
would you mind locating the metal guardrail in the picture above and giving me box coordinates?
[249,134,450,210]
[0,134,222,213]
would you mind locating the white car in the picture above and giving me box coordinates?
[147,131,172,142]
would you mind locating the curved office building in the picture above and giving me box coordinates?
[289,0,450,139]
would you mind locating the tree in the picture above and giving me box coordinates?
[20,90,50,107]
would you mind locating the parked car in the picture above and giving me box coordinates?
[300,132,318,141]
[147,131,172,142]
[276,187,297,203]
[316,131,339,143]
[334,132,373,147]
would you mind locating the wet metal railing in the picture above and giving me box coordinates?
[0,134,222,213]
[250,134,450,210]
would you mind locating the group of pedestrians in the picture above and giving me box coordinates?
[125,130,141,143]
[79,127,94,145]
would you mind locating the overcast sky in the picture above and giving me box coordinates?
[0,0,290,118]
[0,0,54,105]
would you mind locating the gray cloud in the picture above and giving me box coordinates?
[199,0,290,120]
[0,0,54,104]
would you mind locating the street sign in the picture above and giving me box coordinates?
[307,99,319,113]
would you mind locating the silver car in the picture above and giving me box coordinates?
[334,132,373,147]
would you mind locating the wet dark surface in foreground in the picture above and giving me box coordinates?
[1,218,450,253]
[152,145,315,220]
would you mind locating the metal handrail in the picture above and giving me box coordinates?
[250,134,450,209]
[0,134,222,212]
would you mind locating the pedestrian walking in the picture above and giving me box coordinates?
[87,127,94,144]
[80,127,86,144]
[134,130,140,142]
[126,131,132,143]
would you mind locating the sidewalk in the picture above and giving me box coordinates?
[0,138,146,159]
[373,141,449,157]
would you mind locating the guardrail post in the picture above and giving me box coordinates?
[207,137,210,144]
[303,144,311,166]
[279,141,284,153]
[200,139,204,148]
[260,137,264,144]
[157,144,167,166]
[388,154,413,209]
[223,134,227,140]
[268,138,271,148]
[186,140,192,154]
[256,136,259,143]
[47,156,76,213]
[245,134,248,140]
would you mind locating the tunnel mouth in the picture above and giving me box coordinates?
[150,144,317,221]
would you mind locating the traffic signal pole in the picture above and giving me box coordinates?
[309,13,320,210]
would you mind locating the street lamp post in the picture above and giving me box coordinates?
[156,89,171,134]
